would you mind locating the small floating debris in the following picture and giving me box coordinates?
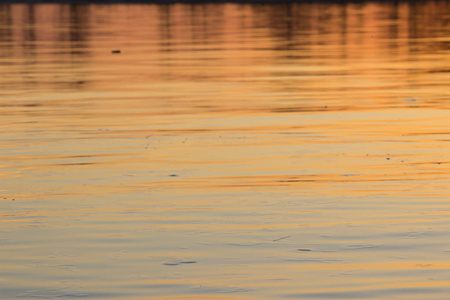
[297,248,312,252]
[163,259,197,266]
[111,50,121,54]
[273,235,291,242]
[169,174,178,177]
[404,98,417,102]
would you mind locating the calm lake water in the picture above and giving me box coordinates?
[2,1,450,299]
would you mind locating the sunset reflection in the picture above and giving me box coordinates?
[1,1,450,300]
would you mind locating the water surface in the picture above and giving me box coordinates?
[2,2,450,299]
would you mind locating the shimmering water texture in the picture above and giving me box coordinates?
[2,2,450,299]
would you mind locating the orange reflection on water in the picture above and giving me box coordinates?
[2,1,450,300]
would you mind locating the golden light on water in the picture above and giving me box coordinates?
[1,1,450,299]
